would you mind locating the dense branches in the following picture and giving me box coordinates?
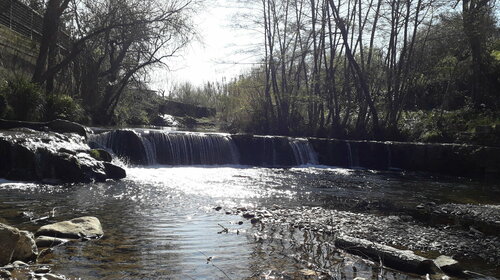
[28,0,196,124]
[208,0,499,140]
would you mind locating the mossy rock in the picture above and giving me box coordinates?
[89,149,112,162]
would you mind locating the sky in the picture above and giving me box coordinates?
[149,0,261,93]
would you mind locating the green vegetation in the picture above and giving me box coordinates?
[0,75,86,123]
[0,76,44,121]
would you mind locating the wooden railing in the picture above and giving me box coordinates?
[0,0,70,51]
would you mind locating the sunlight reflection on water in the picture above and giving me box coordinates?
[125,165,299,199]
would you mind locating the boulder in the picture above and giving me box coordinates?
[0,130,126,183]
[0,119,87,138]
[0,223,21,265]
[103,162,126,180]
[46,119,88,138]
[36,216,103,239]
[12,230,37,262]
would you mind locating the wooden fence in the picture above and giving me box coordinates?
[0,0,70,51]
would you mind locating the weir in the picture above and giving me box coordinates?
[89,129,500,178]
[89,130,319,167]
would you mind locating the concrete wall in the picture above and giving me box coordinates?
[309,138,500,179]
[0,24,38,77]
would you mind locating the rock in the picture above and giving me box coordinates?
[11,260,29,267]
[434,255,464,277]
[250,218,260,224]
[103,162,126,180]
[214,206,222,211]
[89,149,113,162]
[47,119,88,138]
[36,217,103,239]
[299,269,321,277]
[0,269,11,278]
[36,248,54,262]
[0,119,87,138]
[43,273,67,280]
[334,235,441,275]
[34,266,51,273]
[12,230,38,262]
[0,130,125,183]
[242,212,255,219]
[0,223,21,265]
[35,236,69,247]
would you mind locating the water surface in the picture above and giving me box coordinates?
[1,166,498,279]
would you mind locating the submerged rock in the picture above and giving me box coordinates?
[334,235,441,275]
[35,236,69,248]
[36,216,103,240]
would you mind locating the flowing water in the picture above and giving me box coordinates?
[1,129,499,279]
[1,166,499,279]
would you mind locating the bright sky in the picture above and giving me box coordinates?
[149,0,261,92]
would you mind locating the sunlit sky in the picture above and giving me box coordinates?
[149,0,261,93]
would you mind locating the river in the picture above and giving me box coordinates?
[1,163,499,279]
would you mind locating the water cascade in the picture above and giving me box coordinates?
[90,130,239,165]
[89,130,319,167]
[346,142,353,168]
[289,138,319,165]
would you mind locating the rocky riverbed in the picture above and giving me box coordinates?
[0,216,104,280]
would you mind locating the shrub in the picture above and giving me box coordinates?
[45,94,85,123]
[0,76,45,121]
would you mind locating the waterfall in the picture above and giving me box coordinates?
[385,143,392,170]
[144,131,240,165]
[289,138,319,165]
[346,142,353,168]
[89,130,240,165]
[89,129,320,167]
